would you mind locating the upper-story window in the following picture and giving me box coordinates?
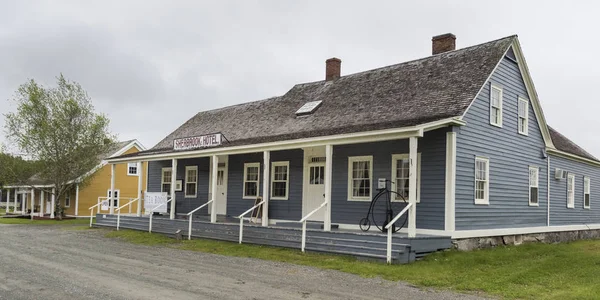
[490,84,503,127]
[518,97,529,135]
[127,162,139,176]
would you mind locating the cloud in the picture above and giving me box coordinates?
[0,0,599,155]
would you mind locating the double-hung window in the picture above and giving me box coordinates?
[490,84,503,127]
[127,162,139,176]
[65,194,71,207]
[271,162,289,200]
[518,97,529,135]
[185,166,198,198]
[243,163,260,199]
[567,173,575,208]
[348,156,373,201]
[162,168,172,195]
[529,167,539,206]
[391,154,421,203]
[584,177,591,209]
[474,157,490,205]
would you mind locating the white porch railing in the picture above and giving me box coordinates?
[116,198,139,231]
[148,198,172,233]
[88,202,103,227]
[299,201,328,252]
[384,202,413,264]
[237,199,265,244]
[186,200,213,240]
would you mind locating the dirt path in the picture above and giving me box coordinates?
[0,224,487,299]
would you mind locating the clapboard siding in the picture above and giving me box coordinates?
[226,150,303,220]
[147,158,210,215]
[549,155,600,225]
[330,127,449,229]
[455,55,548,230]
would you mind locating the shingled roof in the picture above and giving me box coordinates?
[548,127,598,161]
[130,35,515,156]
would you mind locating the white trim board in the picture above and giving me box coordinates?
[107,118,466,164]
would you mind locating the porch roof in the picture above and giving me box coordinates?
[113,36,516,161]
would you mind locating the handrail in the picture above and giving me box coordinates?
[148,198,172,233]
[116,198,139,231]
[299,201,327,252]
[237,200,265,244]
[186,200,214,240]
[88,202,103,228]
[384,202,413,264]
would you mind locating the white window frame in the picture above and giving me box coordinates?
[474,157,490,205]
[528,166,539,206]
[184,166,198,198]
[584,177,591,209]
[567,173,575,208]
[490,84,503,127]
[64,193,71,208]
[347,156,373,201]
[271,161,290,200]
[161,167,172,195]
[390,153,421,203]
[243,162,261,199]
[127,162,139,176]
[518,97,529,135]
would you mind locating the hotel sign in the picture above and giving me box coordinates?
[173,133,223,151]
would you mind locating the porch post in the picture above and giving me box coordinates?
[170,158,177,219]
[21,190,26,215]
[14,189,17,213]
[408,136,418,238]
[50,188,56,219]
[75,184,80,216]
[5,188,10,213]
[30,189,35,219]
[262,151,270,227]
[110,164,116,214]
[324,144,333,231]
[210,155,218,223]
[444,131,457,232]
[40,190,45,217]
[137,161,143,217]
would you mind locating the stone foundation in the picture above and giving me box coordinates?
[453,229,600,251]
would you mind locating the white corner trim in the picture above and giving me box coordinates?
[445,132,456,232]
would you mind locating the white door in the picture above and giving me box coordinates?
[46,196,51,214]
[209,156,228,216]
[106,189,120,211]
[216,167,228,215]
[305,164,325,221]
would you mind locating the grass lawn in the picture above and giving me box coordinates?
[0,217,89,225]
[105,229,600,300]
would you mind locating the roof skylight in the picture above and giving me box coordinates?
[295,100,323,116]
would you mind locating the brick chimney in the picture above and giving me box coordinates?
[325,58,341,81]
[432,33,456,55]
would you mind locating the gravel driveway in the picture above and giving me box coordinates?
[0,224,487,300]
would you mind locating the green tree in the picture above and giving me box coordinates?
[4,74,116,217]
[0,150,40,188]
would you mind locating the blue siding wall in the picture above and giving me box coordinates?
[331,127,449,230]
[549,155,600,225]
[226,150,303,219]
[147,158,210,215]
[455,54,548,230]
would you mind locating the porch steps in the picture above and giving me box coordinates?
[93,214,451,263]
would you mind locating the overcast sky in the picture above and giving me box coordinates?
[1,1,599,155]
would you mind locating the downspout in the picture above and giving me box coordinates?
[547,155,551,227]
